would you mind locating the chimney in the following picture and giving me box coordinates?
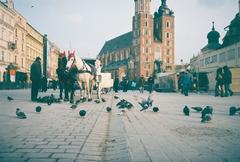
[7,0,14,9]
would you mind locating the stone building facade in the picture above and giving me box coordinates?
[0,0,60,85]
[190,1,240,92]
[97,0,175,81]
[0,1,15,81]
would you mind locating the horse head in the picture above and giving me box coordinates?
[66,50,85,72]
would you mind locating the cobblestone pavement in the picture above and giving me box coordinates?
[0,89,240,162]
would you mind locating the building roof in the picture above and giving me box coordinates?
[102,59,128,71]
[222,13,240,47]
[98,32,132,56]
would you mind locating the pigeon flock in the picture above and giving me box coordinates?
[36,94,61,105]
[5,95,240,123]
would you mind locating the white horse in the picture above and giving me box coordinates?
[66,51,102,102]
[66,51,94,102]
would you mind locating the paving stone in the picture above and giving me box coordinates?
[40,148,65,153]
[0,152,24,158]
[51,153,77,159]
[27,159,57,162]
[0,158,27,162]
[24,152,52,158]
[15,148,41,153]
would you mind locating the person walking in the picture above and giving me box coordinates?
[181,70,192,96]
[30,57,42,101]
[122,76,128,92]
[215,67,224,97]
[139,75,145,93]
[113,77,119,93]
[147,75,154,93]
[223,66,233,97]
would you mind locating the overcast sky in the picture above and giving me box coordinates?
[13,0,238,64]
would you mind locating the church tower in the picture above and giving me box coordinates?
[132,0,154,79]
[153,0,174,72]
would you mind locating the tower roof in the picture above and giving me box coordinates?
[202,22,221,52]
[207,22,220,41]
[158,0,174,16]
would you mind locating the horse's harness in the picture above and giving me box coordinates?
[69,57,93,74]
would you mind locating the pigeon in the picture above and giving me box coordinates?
[35,106,42,113]
[139,100,149,111]
[116,99,126,106]
[191,106,203,112]
[114,96,119,99]
[70,104,77,109]
[201,114,212,123]
[79,110,86,117]
[75,100,81,105]
[16,108,27,119]
[47,99,52,105]
[183,106,190,116]
[126,102,133,109]
[106,107,112,112]
[147,96,153,107]
[7,96,14,101]
[101,98,106,102]
[153,107,159,112]
[94,100,101,104]
[229,106,240,116]
[201,106,213,118]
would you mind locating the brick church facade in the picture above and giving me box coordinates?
[97,0,175,81]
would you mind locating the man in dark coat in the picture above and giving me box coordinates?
[113,77,119,93]
[223,66,233,97]
[180,70,192,96]
[30,57,42,101]
[147,75,154,93]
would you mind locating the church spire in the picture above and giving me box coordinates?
[212,21,215,31]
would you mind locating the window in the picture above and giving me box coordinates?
[166,21,170,29]
[212,55,218,63]
[167,58,170,63]
[228,49,235,60]
[146,47,148,54]
[15,56,17,63]
[21,58,24,67]
[146,21,148,27]
[166,32,169,38]
[167,49,170,55]
[1,51,4,61]
[219,52,226,62]
[15,29,17,37]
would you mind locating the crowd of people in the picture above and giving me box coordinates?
[29,54,234,102]
[113,74,155,94]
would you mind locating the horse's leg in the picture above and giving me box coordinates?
[69,79,75,104]
[63,80,69,101]
[86,80,92,101]
[78,81,84,100]
[98,82,102,100]
[59,81,63,99]
[89,79,94,100]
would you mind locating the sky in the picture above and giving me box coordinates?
[13,0,238,64]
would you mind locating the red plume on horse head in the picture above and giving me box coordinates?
[59,51,66,58]
[68,50,75,58]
